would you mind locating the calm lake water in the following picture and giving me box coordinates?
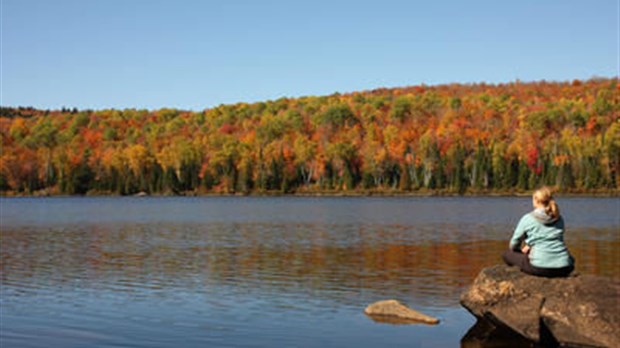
[1,196,618,347]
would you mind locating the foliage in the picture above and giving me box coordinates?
[1,78,618,195]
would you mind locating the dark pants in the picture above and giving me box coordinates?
[502,250,574,278]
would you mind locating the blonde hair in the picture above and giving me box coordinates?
[533,186,560,220]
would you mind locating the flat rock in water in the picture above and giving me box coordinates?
[460,265,620,347]
[364,299,440,325]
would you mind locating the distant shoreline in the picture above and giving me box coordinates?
[2,189,618,198]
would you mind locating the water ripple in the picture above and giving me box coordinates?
[1,197,618,347]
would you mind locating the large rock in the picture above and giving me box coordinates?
[461,265,620,347]
[364,299,439,325]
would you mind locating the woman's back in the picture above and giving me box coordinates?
[503,187,575,277]
[513,213,572,268]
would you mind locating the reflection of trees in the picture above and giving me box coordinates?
[1,223,618,306]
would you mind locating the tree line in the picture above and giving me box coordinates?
[1,78,618,195]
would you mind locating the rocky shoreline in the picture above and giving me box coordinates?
[460,265,620,347]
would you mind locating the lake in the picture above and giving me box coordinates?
[1,196,618,347]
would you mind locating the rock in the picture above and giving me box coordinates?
[364,299,440,325]
[461,265,620,347]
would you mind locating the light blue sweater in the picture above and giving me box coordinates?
[509,209,574,268]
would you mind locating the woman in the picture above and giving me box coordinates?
[502,187,575,277]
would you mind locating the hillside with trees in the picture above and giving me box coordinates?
[1,78,618,195]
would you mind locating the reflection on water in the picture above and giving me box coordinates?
[1,197,618,347]
[461,319,546,348]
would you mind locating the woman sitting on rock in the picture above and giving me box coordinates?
[502,187,575,277]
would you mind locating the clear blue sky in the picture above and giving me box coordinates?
[1,0,618,111]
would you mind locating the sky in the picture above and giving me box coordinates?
[1,0,618,111]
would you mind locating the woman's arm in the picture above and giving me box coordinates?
[509,216,528,251]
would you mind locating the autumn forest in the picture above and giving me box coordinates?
[1,78,618,196]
